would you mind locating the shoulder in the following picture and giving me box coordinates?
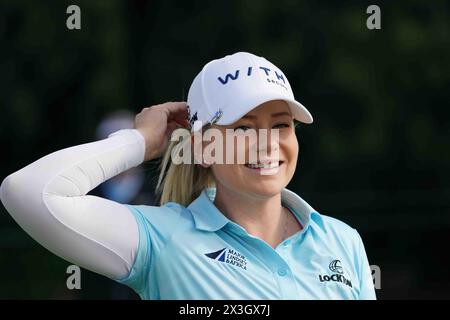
[283,188,360,245]
[124,202,194,236]
[309,212,361,249]
[314,213,357,233]
[123,201,196,253]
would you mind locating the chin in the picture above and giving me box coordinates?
[242,180,286,199]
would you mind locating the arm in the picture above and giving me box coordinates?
[0,129,144,279]
[0,101,189,281]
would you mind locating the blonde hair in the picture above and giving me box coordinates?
[156,126,215,206]
[156,119,301,206]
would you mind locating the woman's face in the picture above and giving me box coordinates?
[205,100,299,199]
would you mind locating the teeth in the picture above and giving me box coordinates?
[246,162,280,169]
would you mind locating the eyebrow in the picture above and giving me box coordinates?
[242,112,292,119]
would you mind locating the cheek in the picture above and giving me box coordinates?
[282,137,299,170]
[293,139,299,159]
[217,133,253,165]
[211,164,243,186]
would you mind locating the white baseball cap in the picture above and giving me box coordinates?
[187,51,313,131]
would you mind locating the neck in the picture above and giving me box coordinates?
[213,184,289,248]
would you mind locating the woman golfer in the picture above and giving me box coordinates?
[0,52,376,299]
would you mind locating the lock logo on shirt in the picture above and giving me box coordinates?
[318,259,353,288]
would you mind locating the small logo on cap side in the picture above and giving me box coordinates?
[186,105,198,128]
[209,109,223,125]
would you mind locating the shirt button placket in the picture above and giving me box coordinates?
[274,266,298,299]
[277,268,287,277]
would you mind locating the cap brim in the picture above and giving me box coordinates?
[285,99,313,124]
[216,92,313,126]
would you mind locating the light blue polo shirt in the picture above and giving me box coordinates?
[115,188,376,300]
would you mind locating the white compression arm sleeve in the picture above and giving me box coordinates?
[0,129,145,280]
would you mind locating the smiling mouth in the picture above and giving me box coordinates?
[244,161,283,169]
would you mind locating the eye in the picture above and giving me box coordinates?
[273,123,290,129]
[234,125,251,131]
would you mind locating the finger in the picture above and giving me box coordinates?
[173,118,190,128]
[159,102,187,121]
[165,121,178,137]
[168,108,189,119]
[163,101,188,115]
[168,109,189,123]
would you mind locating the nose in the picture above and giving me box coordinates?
[248,128,280,163]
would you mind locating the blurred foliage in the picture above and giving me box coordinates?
[0,0,449,299]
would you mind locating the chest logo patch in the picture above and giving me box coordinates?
[319,259,353,288]
[205,247,247,270]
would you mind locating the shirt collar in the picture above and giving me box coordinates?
[187,187,319,232]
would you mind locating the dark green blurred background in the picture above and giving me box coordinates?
[1,0,449,299]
